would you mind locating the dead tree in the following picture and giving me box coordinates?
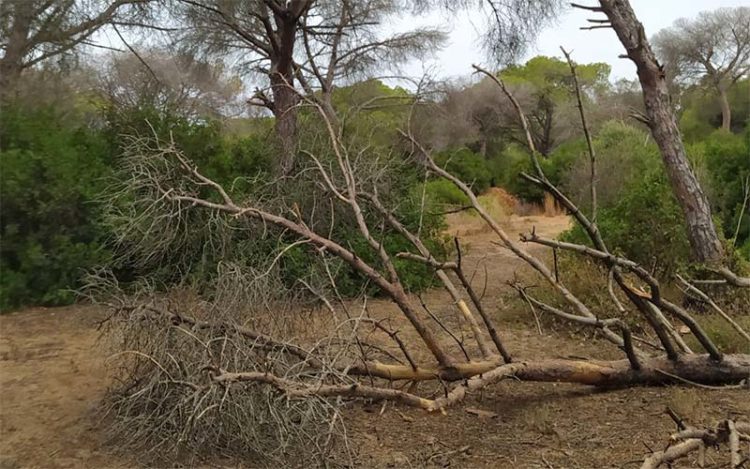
[640,410,749,469]
[101,70,750,421]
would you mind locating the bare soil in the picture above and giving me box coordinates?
[1,209,747,468]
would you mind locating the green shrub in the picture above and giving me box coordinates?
[501,141,580,204]
[700,130,750,252]
[433,147,492,194]
[561,122,659,212]
[104,105,447,299]
[1,105,113,310]
[422,179,470,206]
[563,169,691,278]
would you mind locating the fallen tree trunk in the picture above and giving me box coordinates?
[125,303,750,386]
[213,354,750,411]
[500,354,750,387]
[350,353,750,386]
[427,354,750,411]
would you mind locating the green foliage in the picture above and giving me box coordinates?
[433,147,492,194]
[501,140,580,204]
[695,129,750,251]
[9,61,746,312]
[104,105,276,282]
[0,105,113,310]
[559,123,692,277]
[554,120,748,275]
[328,79,411,148]
[561,121,659,212]
[563,169,691,277]
[422,179,470,206]
[499,56,610,155]
[266,159,446,297]
[0,99,282,310]
[104,99,446,300]
[501,56,611,99]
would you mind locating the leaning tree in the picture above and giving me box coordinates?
[571,1,749,275]
[442,0,744,271]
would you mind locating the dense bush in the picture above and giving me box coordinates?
[563,169,691,277]
[1,105,113,309]
[422,179,470,207]
[561,121,658,212]
[4,70,747,311]
[559,122,748,274]
[104,102,448,300]
[680,79,749,141]
[0,103,284,310]
[433,147,492,194]
[501,140,580,204]
[102,106,277,287]
[696,130,750,253]
[560,123,692,277]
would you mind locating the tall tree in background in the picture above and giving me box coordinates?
[500,56,610,155]
[0,0,149,99]
[424,56,610,157]
[652,7,750,131]
[177,0,443,175]
[98,50,244,119]
[176,0,312,175]
[295,0,443,126]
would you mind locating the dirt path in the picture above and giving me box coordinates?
[0,213,747,468]
[0,305,130,469]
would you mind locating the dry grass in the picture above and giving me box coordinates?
[683,314,750,354]
[667,388,708,425]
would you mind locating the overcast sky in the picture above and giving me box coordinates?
[394,0,749,83]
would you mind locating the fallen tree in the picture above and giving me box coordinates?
[93,43,750,467]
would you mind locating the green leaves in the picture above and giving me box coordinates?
[0,105,113,310]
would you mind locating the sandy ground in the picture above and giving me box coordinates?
[0,305,125,469]
[1,210,748,468]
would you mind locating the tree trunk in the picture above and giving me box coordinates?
[0,4,31,102]
[270,71,298,175]
[599,0,725,264]
[718,86,732,131]
[0,58,23,101]
[269,8,301,176]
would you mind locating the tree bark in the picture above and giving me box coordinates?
[269,8,300,176]
[599,0,725,264]
[718,85,732,131]
[270,71,298,175]
[0,3,31,101]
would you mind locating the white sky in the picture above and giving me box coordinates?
[396,0,750,83]
[93,0,748,90]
